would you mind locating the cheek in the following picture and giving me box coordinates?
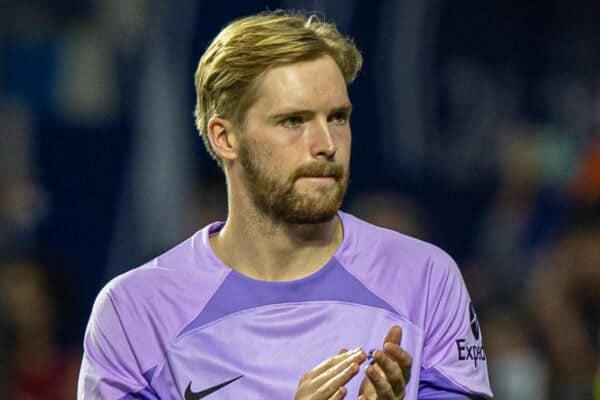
[334,129,351,158]
[256,147,292,176]
[262,147,285,165]
[332,124,351,140]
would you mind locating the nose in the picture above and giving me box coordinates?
[309,118,337,160]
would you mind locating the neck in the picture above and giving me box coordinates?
[210,205,343,281]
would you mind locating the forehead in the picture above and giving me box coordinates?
[249,55,350,114]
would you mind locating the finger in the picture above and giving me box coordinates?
[358,374,375,400]
[383,343,412,383]
[358,375,376,399]
[307,348,363,378]
[383,325,402,346]
[372,350,407,395]
[365,364,395,400]
[316,361,360,399]
[328,386,347,400]
[312,349,365,388]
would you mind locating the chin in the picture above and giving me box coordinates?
[279,200,342,224]
[262,183,347,225]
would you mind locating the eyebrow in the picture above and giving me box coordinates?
[268,103,353,121]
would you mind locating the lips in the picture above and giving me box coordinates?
[298,175,338,180]
[292,163,344,181]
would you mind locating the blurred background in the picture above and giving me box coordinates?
[1,0,599,399]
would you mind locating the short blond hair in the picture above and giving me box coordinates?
[193,10,363,166]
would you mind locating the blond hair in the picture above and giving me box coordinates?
[193,10,363,166]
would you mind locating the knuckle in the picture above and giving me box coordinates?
[400,351,412,364]
[380,386,394,398]
[322,368,335,380]
[316,385,334,399]
[390,370,403,383]
[295,387,308,399]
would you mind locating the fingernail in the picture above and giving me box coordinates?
[372,351,379,364]
[367,349,376,365]
[351,348,364,356]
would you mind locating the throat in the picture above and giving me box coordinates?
[210,215,343,282]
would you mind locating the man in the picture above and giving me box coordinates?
[78,11,493,399]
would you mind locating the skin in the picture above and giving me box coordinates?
[207,54,351,281]
[295,348,367,400]
[358,326,412,400]
[206,55,411,398]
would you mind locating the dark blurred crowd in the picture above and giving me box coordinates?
[0,1,148,398]
[1,1,599,399]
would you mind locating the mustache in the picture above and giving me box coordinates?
[291,163,345,181]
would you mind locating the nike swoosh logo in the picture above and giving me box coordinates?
[184,375,244,400]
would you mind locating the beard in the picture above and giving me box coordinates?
[238,140,349,224]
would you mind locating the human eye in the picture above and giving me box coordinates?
[280,115,304,128]
[329,110,349,125]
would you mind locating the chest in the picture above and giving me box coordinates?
[148,301,423,399]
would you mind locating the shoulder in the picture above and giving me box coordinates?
[103,227,228,308]
[85,226,230,369]
[338,211,458,276]
[336,211,464,323]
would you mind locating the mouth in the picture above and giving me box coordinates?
[293,163,344,182]
[296,176,339,187]
[298,175,337,180]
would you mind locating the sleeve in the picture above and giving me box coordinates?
[77,287,159,400]
[418,254,493,399]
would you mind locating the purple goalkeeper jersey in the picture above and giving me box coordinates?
[79,212,493,399]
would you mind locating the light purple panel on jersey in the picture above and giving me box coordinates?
[79,231,231,399]
[153,302,422,399]
[336,212,492,398]
[146,259,422,398]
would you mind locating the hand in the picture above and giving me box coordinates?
[295,347,366,399]
[358,326,412,400]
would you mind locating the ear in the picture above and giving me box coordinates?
[207,115,239,162]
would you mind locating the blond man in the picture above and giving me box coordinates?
[79,11,493,400]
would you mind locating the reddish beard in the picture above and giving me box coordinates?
[238,143,349,224]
